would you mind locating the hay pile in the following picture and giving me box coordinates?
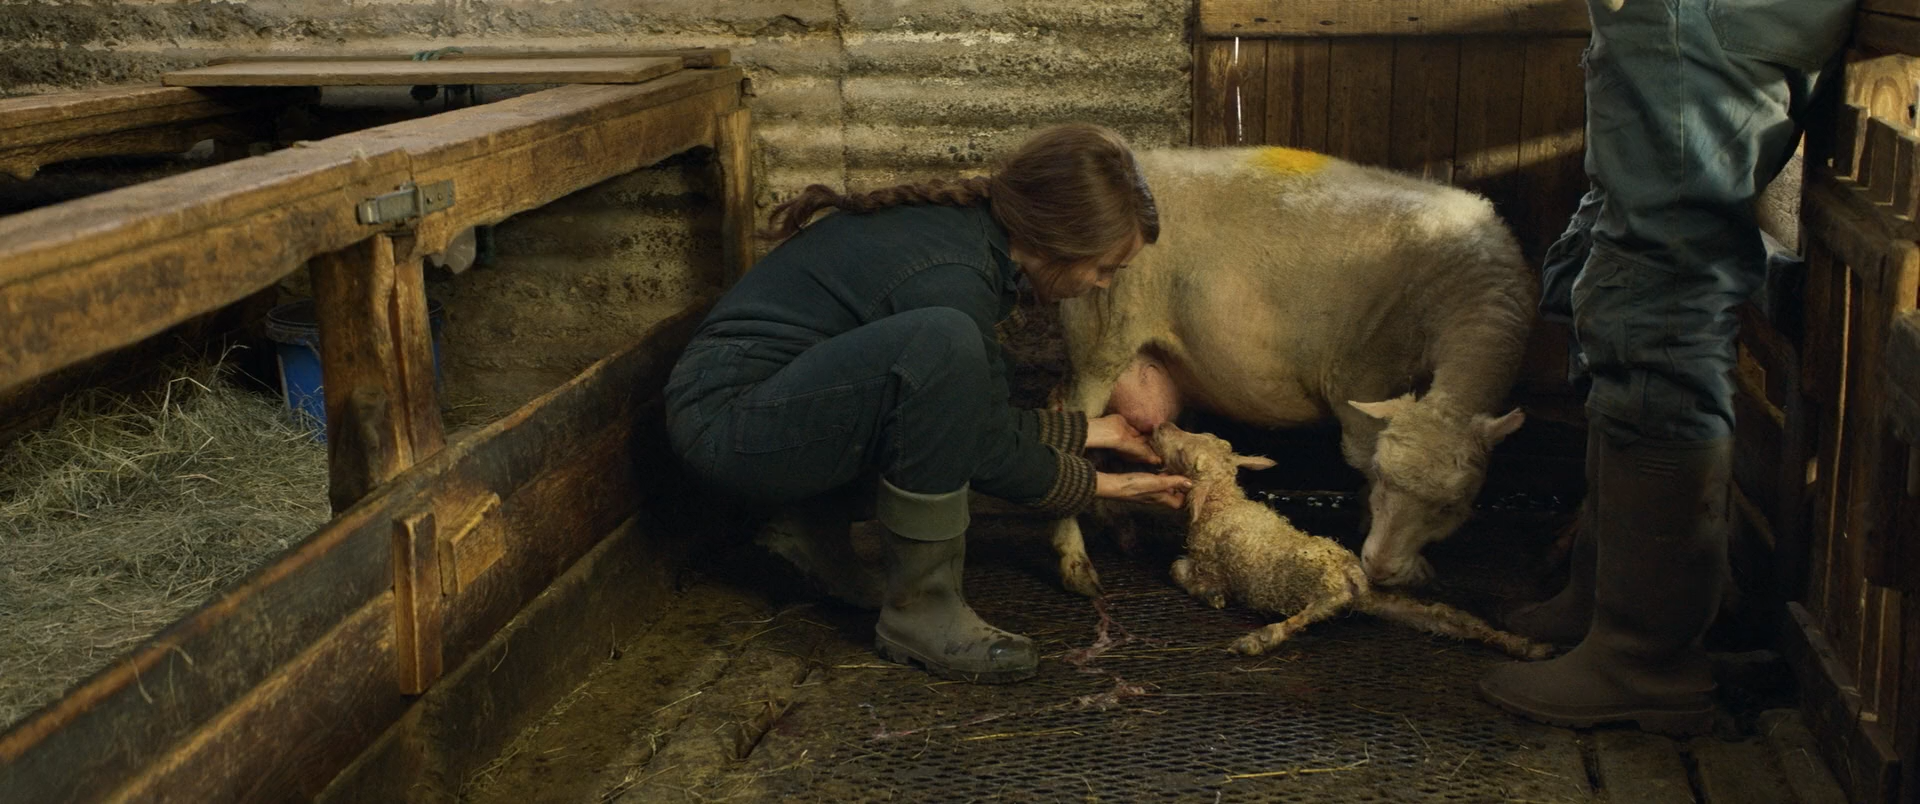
[0,361,329,728]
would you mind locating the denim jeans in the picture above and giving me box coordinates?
[664,307,996,505]
[1539,0,1851,442]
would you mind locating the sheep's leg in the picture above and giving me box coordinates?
[1356,592,1553,660]
[1231,592,1353,656]
[1049,335,1150,598]
[1051,517,1104,598]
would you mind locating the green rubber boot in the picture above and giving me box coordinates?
[1478,432,1729,736]
[870,479,1037,684]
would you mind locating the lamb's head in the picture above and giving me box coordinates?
[1150,422,1275,520]
[1348,394,1525,587]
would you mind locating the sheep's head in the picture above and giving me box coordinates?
[1348,394,1524,587]
[1151,422,1275,521]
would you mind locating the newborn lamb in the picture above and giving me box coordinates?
[1151,422,1550,660]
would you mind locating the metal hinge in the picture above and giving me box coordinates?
[357,180,455,226]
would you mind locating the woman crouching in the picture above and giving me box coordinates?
[663,123,1191,683]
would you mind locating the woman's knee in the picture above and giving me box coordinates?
[891,308,989,390]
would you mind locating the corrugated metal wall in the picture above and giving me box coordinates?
[0,0,1193,415]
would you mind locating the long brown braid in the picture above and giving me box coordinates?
[760,177,993,241]
[760,125,1160,297]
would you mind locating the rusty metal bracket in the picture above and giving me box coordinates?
[357,180,455,226]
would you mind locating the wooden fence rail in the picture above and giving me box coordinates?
[0,53,748,801]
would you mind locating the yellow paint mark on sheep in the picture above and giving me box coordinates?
[1251,147,1329,176]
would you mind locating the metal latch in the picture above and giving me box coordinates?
[357,180,455,225]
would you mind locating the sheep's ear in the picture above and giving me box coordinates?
[1348,393,1416,421]
[1236,455,1277,471]
[1478,408,1526,444]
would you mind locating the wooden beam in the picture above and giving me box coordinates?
[0,66,745,397]
[1857,10,1920,57]
[392,509,446,696]
[164,57,683,88]
[0,306,703,803]
[0,86,309,181]
[0,86,300,146]
[312,234,445,512]
[1783,603,1902,804]
[713,107,756,283]
[322,509,695,801]
[1806,172,1920,294]
[1198,0,1590,38]
[208,47,731,69]
[1901,589,1920,804]
[1888,312,1920,443]
[372,68,747,261]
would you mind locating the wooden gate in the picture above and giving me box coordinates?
[1763,5,1920,802]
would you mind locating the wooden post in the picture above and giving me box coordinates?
[393,509,445,695]
[714,106,755,283]
[311,234,445,513]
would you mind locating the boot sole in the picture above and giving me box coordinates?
[874,633,1037,685]
[1479,683,1715,737]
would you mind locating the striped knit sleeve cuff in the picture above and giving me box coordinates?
[1028,449,1097,518]
[1033,409,1089,454]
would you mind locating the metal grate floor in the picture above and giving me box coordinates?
[720,505,1601,802]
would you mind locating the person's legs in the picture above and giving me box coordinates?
[675,307,1038,681]
[1479,0,1844,734]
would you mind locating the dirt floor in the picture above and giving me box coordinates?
[458,478,1850,804]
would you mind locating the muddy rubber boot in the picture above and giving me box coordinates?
[1503,429,1600,645]
[870,479,1038,683]
[1478,433,1729,736]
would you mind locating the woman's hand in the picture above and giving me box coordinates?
[1096,471,1192,509]
[1085,413,1162,465]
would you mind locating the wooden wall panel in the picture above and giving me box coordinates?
[1516,37,1589,267]
[1232,39,1269,146]
[1194,39,1235,147]
[1263,40,1331,151]
[1388,39,1459,183]
[1324,39,1395,165]
[1454,40,1528,222]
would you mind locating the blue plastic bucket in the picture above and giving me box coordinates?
[264,299,446,439]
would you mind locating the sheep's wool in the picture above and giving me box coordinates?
[1250,146,1328,176]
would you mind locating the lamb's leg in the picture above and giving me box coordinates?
[1170,556,1227,609]
[1231,592,1353,656]
[1356,592,1553,660]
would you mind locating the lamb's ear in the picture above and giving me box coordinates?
[1348,393,1416,421]
[1186,484,1211,525]
[1478,408,1526,445]
[1236,455,1277,471]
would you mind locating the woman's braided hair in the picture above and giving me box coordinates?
[761,124,1160,289]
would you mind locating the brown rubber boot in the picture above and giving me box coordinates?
[870,479,1037,683]
[1478,432,1730,736]
[1503,429,1600,645]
